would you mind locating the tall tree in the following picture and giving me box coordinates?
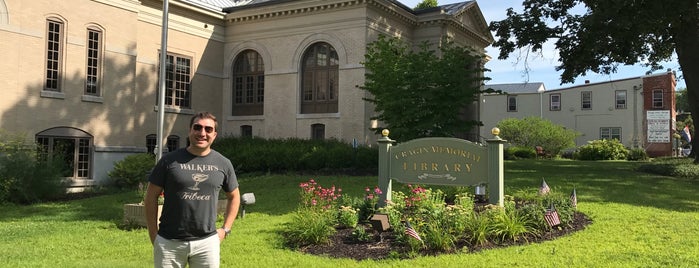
[415,0,438,9]
[489,0,699,161]
[360,36,489,142]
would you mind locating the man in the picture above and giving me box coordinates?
[145,112,240,268]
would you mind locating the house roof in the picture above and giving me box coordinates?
[484,83,546,94]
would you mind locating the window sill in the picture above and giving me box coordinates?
[41,90,65,99]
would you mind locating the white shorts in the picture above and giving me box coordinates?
[153,234,220,268]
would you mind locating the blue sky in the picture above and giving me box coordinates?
[399,0,686,90]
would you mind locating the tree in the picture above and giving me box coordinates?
[415,0,438,9]
[496,116,578,156]
[676,87,689,114]
[360,35,489,142]
[489,0,699,161]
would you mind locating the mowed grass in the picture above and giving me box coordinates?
[1,160,698,267]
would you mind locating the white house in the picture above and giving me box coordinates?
[480,71,677,157]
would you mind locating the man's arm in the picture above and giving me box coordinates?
[144,182,163,244]
[217,188,241,241]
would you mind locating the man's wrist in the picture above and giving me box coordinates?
[222,227,231,238]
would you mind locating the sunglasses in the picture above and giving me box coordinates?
[192,124,215,133]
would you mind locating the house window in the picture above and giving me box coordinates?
[550,94,561,111]
[301,42,339,114]
[166,135,179,153]
[146,134,157,154]
[232,50,264,116]
[45,19,64,91]
[615,90,626,109]
[85,27,103,96]
[159,53,192,108]
[581,91,592,110]
[507,95,517,112]
[37,128,92,179]
[600,127,622,141]
[240,125,253,138]
[311,124,325,140]
[652,89,664,108]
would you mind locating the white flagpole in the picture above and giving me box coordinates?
[156,0,169,162]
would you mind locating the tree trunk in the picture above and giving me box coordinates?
[673,5,699,163]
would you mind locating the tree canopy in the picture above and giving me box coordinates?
[360,36,489,142]
[489,0,699,160]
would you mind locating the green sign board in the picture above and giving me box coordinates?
[389,137,488,186]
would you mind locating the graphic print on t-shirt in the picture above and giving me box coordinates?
[189,173,209,190]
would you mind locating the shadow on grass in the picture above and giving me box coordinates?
[2,160,695,224]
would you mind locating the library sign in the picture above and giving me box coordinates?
[389,137,488,186]
[376,129,506,207]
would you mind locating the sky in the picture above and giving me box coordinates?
[398,0,686,90]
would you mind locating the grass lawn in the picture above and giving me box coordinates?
[1,159,698,267]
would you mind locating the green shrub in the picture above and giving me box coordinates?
[282,208,336,248]
[212,136,378,174]
[574,139,629,160]
[349,225,373,243]
[108,153,155,189]
[627,148,649,161]
[505,146,537,159]
[497,117,579,156]
[637,157,699,179]
[0,137,66,204]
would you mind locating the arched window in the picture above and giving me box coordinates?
[45,17,65,92]
[85,25,104,96]
[36,127,92,179]
[232,50,264,116]
[301,42,338,114]
[146,134,157,154]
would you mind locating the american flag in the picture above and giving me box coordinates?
[539,179,551,195]
[570,188,578,209]
[544,205,561,227]
[404,221,422,241]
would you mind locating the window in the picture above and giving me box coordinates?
[600,127,622,141]
[301,42,339,114]
[507,95,517,112]
[311,124,325,140]
[581,91,592,110]
[615,90,626,109]
[653,89,664,108]
[240,125,253,138]
[159,53,192,108]
[550,94,561,111]
[37,128,92,179]
[85,27,103,96]
[232,50,264,116]
[166,135,179,153]
[45,19,64,91]
[146,134,157,154]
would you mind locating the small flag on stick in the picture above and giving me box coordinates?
[544,204,561,227]
[539,179,551,195]
[404,221,422,241]
[570,188,578,209]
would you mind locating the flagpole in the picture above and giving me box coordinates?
[156,0,169,162]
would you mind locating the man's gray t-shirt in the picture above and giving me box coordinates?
[149,148,238,241]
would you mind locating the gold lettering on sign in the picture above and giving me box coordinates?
[402,162,472,173]
[394,146,480,162]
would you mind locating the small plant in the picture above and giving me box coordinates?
[350,225,373,243]
[357,186,382,222]
[337,206,359,228]
[298,179,342,210]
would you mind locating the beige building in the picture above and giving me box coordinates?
[480,72,678,157]
[0,0,493,190]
